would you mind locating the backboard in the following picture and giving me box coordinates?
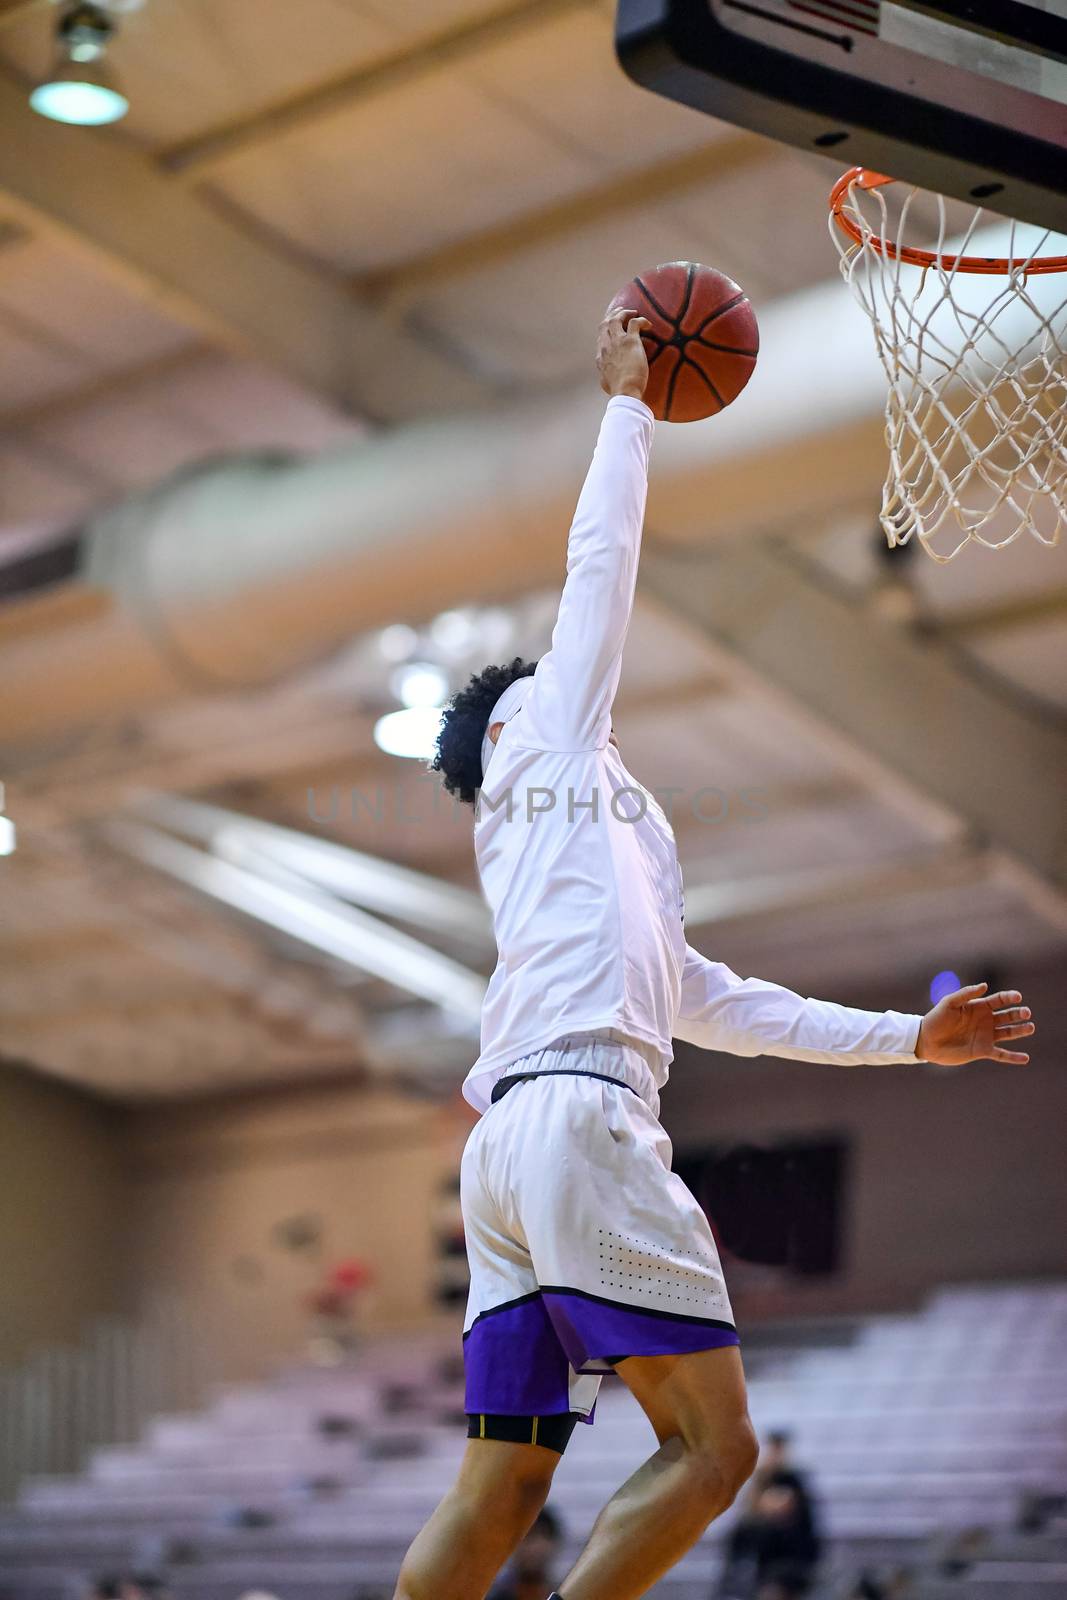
[616,1,1067,231]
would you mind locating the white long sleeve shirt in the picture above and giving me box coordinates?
[462,396,921,1113]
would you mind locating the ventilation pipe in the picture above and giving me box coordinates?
[2,275,900,747]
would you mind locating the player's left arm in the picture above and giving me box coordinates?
[518,310,652,753]
[673,945,1034,1066]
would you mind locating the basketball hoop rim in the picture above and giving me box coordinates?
[829,168,1067,276]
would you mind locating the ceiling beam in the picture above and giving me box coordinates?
[0,0,46,24]
[15,666,731,828]
[681,844,991,930]
[938,587,1067,640]
[0,346,207,434]
[360,134,771,310]
[103,819,488,1021]
[0,73,489,421]
[641,540,1067,896]
[19,707,386,828]
[159,0,597,181]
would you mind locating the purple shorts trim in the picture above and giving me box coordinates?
[463,1287,739,1418]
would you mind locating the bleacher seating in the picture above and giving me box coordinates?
[1,1282,1065,1600]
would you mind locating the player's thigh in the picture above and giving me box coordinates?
[456,1433,561,1513]
[616,1344,757,1470]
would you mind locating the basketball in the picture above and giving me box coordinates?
[607,262,759,423]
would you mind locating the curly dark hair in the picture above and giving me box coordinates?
[431,656,537,805]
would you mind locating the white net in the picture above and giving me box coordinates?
[829,171,1067,563]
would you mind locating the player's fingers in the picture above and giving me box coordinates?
[994,1022,1035,1041]
[952,982,988,1005]
[981,989,1023,1010]
[992,1005,1030,1023]
[626,315,652,335]
[601,306,635,331]
[990,1047,1030,1064]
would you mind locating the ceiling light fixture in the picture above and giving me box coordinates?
[31,4,129,126]
[391,662,449,709]
[0,783,15,857]
[373,705,445,761]
[377,623,418,663]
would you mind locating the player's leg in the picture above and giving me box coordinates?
[498,1061,756,1600]
[393,1431,561,1600]
[392,1091,584,1600]
[554,1344,758,1600]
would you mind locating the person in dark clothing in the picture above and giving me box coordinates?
[718,1433,821,1599]
[489,1506,564,1600]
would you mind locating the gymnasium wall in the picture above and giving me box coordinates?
[4,957,1064,1379]
[0,1063,125,1367]
[117,1077,469,1375]
[663,954,1067,1324]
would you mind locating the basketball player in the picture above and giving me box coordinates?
[393,308,1035,1600]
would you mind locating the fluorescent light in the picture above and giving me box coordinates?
[377,623,418,662]
[104,820,486,1020]
[132,793,491,942]
[0,816,15,856]
[373,705,444,760]
[30,5,129,126]
[431,609,477,656]
[391,662,449,708]
[30,74,128,125]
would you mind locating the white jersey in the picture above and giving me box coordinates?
[461,396,921,1113]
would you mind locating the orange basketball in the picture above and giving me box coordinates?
[607,262,759,423]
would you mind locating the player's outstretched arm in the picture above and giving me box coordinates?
[915,981,1034,1066]
[672,945,921,1065]
[519,309,653,752]
[673,949,1035,1067]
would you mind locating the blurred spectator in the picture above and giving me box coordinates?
[884,1568,916,1599]
[489,1505,564,1600]
[846,1576,885,1600]
[88,1580,162,1600]
[718,1431,820,1599]
[1017,1490,1066,1534]
[843,1565,915,1600]
[936,1526,988,1577]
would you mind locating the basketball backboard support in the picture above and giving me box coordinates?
[616,1,1067,231]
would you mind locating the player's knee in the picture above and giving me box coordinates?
[688,1420,758,1513]
[718,1418,760,1505]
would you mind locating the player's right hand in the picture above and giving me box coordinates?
[597,307,651,400]
[916,981,1035,1066]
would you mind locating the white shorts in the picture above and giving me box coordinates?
[460,1037,738,1423]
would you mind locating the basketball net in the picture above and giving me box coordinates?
[829,168,1067,563]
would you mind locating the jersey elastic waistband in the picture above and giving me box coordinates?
[491,1067,643,1105]
[493,1031,662,1117]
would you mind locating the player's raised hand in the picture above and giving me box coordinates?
[916,982,1034,1066]
[597,307,651,400]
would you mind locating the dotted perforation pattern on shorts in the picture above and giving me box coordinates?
[597,1227,726,1308]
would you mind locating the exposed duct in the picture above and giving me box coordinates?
[0,277,879,745]
[3,236,1057,749]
